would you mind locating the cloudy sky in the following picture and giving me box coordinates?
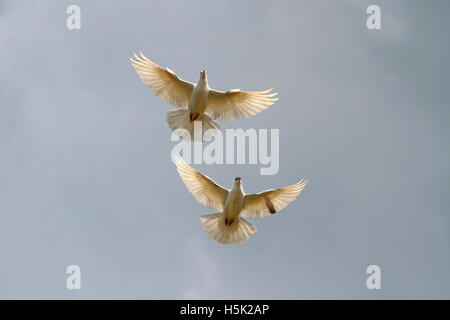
[0,0,449,299]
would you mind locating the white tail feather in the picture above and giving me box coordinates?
[200,213,257,245]
[166,109,220,141]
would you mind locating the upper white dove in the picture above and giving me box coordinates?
[130,51,278,140]
[173,154,308,245]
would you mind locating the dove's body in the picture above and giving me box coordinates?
[187,73,209,122]
[223,181,244,226]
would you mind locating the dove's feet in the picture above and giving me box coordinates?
[189,113,199,122]
[224,217,234,226]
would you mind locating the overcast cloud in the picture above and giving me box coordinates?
[0,0,449,299]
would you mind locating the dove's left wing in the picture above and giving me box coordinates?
[205,88,278,121]
[240,180,308,218]
[130,51,194,108]
[174,154,229,211]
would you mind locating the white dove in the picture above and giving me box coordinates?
[174,154,308,245]
[130,51,278,140]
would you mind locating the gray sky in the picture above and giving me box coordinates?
[0,0,449,299]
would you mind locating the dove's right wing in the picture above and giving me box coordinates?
[174,154,229,211]
[130,51,194,108]
[205,88,278,121]
[240,180,308,218]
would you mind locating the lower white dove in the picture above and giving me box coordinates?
[130,52,278,141]
[173,154,308,245]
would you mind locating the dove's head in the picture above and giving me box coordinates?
[234,177,242,185]
[200,70,207,80]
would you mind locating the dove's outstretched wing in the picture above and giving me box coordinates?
[130,51,194,108]
[205,88,278,121]
[174,154,229,211]
[240,180,308,218]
